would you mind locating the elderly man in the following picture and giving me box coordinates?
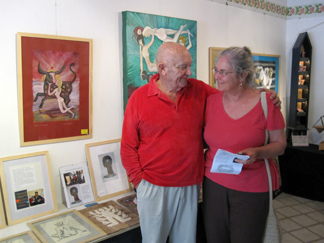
[121,42,279,243]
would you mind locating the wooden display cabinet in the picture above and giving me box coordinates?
[287,32,312,143]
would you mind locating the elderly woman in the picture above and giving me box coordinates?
[203,46,286,243]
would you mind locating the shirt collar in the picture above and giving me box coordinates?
[147,73,192,97]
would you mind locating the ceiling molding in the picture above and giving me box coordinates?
[208,0,324,19]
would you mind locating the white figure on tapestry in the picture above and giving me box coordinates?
[133,25,194,82]
[88,205,132,228]
[255,66,274,89]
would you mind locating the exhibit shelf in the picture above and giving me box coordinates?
[0,191,137,241]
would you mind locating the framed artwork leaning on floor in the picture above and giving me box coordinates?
[0,151,57,225]
[85,139,132,202]
[27,210,106,243]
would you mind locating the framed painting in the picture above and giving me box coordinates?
[252,54,280,94]
[209,47,226,87]
[27,210,106,243]
[0,231,41,243]
[0,189,5,229]
[17,32,93,146]
[59,162,95,208]
[85,139,132,202]
[122,11,197,110]
[0,151,57,225]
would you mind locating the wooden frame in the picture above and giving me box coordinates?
[0,151,57,225]
[209,48,280,94]
[0,190,5,229]
[0,231,41,243]
[122,11,197,110]
[17,32,93,146]
[209,47,226,88]
[85,139,132,202]
[27,209,106,243]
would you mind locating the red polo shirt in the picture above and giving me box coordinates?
[121,74,218,187]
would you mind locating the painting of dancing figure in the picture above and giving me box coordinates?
[122,11,197,110]
[17,33,93,146]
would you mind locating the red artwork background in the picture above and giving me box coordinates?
[20,35,91,144]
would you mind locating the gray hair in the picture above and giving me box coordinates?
[219,46,255,87]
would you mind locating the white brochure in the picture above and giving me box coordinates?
[211,149,250,175]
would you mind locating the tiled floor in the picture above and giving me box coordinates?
[274,193,324,243]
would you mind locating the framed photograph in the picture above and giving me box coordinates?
[209,47,226,88]
[122,11,197,110]
[78,200,139,235]
[27,209,106,243]
[0,231,41,243]
[17,32,93,146]
[59,162,95,208]
[0,151,57,225]
[0,190,5,229]
[252,54,280,94]
[85,139,132,201]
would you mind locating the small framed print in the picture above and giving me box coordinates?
[27,210,106,243]
[59,162,95,208]
[85,139,132,202]
[0,151,57,225]
[0,190,5,229]
[0,231,41,243]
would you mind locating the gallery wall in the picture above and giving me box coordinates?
[0,0,287,204]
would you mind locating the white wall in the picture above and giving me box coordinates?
[287,0,323,5]
[286,16,324,144]
[0,0,287,204]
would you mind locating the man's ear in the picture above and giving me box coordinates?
[158,63,167,76]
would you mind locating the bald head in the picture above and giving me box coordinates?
[156,42,191,70]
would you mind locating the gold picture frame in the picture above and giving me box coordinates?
[27,210,106,243]
[0,231,41,243]
[17,32,93,146]
[85,139,132,202]
[0,190,5,229]
[0,151,57,225]
[209,47,226,88]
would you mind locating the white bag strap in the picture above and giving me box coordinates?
[260,92,273,203]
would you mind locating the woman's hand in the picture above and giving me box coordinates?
[235,148,258,165]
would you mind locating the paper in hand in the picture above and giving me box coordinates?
[210,149,250,175]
